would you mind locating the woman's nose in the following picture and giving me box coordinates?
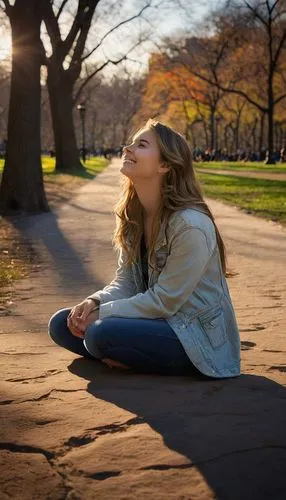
[123,143,133,153]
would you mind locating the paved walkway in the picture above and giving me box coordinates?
[1,159,286,499]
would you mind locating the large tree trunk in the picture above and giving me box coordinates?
[0,0,49,213]
[47,64,84,172]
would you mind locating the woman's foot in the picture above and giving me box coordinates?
[102,358,131,370]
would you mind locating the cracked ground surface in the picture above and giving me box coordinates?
[0,160,286,499]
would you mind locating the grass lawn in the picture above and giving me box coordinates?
[0,155,108,175]
[42,155,108,176]
[0,155,108,309]
[197,171,286,225]
[195,161,286,173]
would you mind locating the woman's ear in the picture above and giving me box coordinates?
[159,162,170,174]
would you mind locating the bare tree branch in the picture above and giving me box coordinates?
[43,2,63,54]
[274,93,286,105]
[70,3,95,68]
[59,0,98,59]
[180,61,267,113]
[56,0,69,20]
[61,1,83,56]
[73,60,110,104]
[244,0,268,28]
[80,1,151,63]
[273,28,286,67]
[266,0,279,15]
[0,0,12,17]
[73,38,145,104]
[272,7,286,22]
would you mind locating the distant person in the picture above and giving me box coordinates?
[80,147,87,163]
[48,120,240,378]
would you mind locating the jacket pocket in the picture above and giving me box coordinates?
[155,246,169,270]
[198,307,227,349]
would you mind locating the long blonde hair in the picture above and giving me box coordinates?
[113,119,233,277]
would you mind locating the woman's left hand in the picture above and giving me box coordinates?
[67,308,100,338]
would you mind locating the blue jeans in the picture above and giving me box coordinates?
[48,308,200,375]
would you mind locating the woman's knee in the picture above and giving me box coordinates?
[84,318,114,353]
[48,308,70,343]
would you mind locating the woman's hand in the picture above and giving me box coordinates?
[67,298,99,338]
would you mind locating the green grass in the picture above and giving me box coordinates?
[0,155,109,177]
[41,155,108,177]
[197,172,286,224]
[195,161,286,173]
[0,259,26,287]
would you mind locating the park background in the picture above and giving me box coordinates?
[0,0,285,296]
[0,2,286,499]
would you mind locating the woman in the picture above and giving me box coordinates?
[48,120,240,378]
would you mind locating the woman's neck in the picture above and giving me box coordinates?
[134,181,161,219]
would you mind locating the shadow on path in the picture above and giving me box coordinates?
[69,359,286,500]
[7,212,103,293]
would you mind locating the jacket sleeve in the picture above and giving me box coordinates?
[87,247,137,305]
[98,226,216,319]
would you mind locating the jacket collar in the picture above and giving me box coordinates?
[126,224,168,251]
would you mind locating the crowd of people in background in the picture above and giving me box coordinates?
[0,142,285,164]
[80,146,286,163]
[192,147,286,163]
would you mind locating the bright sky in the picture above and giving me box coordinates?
[0,24,11,62]
[0,0,221,74]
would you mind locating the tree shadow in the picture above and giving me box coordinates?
[45,169,95,180]
[7,211,105,293]
[69,359,286,500]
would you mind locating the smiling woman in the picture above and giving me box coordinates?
[48,119,241,380]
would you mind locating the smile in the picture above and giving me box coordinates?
[123,158,136,166]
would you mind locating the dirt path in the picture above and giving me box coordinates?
[196,167,286,181]
[1,159,285,500]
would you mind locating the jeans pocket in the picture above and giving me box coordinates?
[199,308,227,349]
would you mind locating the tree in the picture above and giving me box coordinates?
[241,0,286,163]
[42,0,151,172]
[0,64,10,144]
[0,0,48,213]
[180,0,286,163]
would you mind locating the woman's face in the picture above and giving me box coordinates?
[121,129,168,181]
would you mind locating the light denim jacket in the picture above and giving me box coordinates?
[88,208,241,378]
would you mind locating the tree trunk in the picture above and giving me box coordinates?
[265,69,276,164]
[223,124,229,153]
[251,117,258,152]
[0,0,49,213]
[202,119,209,149]
[188,123,195,149]
[90,111,97,151]
[47,64,84,172]
[209,108,215,150]
[259,112,265,158]
[234,112,241,152]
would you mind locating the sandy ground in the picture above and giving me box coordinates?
[0,159,285,500]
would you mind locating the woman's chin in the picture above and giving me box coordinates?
[120,165,134,179]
